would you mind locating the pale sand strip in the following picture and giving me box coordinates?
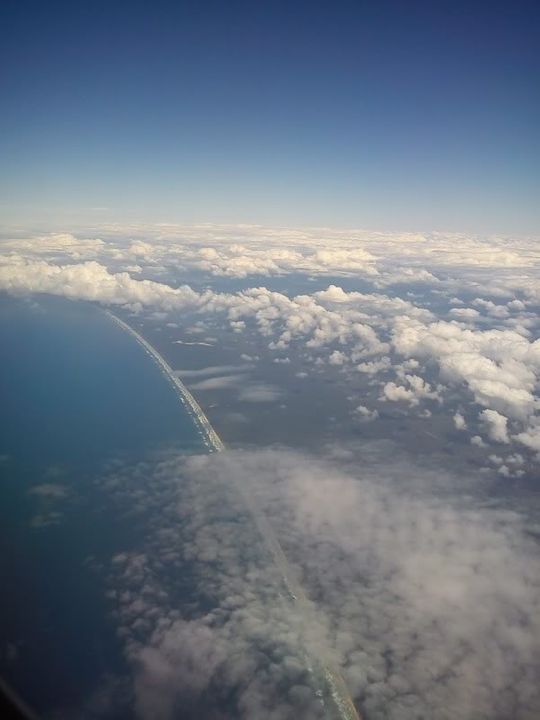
[107,310,361,720]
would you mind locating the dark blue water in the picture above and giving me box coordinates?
[0,295,206,717]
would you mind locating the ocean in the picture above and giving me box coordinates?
[0,295,207,717]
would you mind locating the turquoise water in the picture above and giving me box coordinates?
[0,295,206,717]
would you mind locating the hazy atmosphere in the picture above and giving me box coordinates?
[1,2,539,720]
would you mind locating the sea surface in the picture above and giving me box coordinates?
[0,295,207,717]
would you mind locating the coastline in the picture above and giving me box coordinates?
[105,309,360,720]
[106,311,224,453]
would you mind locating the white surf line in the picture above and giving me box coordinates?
[236,482,361,720]
[106,310,361,720]
[106,312,224,452]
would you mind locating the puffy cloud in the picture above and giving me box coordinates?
[104,451,341,720]
[103,446,540,720]
[133,621,227,720]
[328,350,347,365]
[382,382,418,404]
[190,243,379,279]
[514,421,540,454]
[1,240,539,457]
[4,224,539,278]
[449,307,480,320]
[0,259,393,365]
[353,405,379,422]
[453,412,467,430]
[480,409,510,443]
[471,435,486,447]
[2,226,538,304]
[3,223,540,716]
[0,232,105,260]
[381,374,440,406]
[0,259,201,312]
[472,298,510,319]
[392,318,540,422]
[355,357,390,375]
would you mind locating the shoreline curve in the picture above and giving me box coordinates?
[106,310,361,720]
[106,311,224,453]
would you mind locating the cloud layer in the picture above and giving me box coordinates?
[3,225,539,717]
[1,239,538,457]
[103,446,540,720]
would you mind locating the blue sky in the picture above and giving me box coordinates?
[1,0,538,233]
